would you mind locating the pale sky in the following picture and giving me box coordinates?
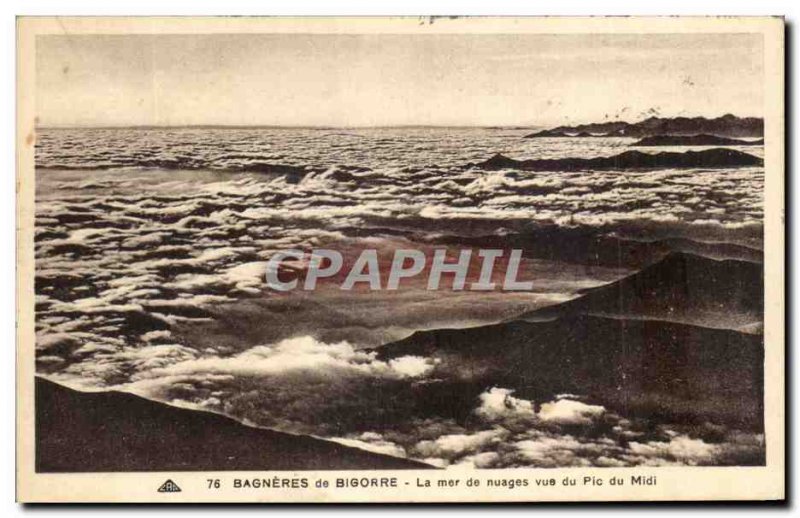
[36,33,764,127]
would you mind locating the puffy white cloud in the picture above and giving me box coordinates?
[474,387,536,422]
[627,435,720,465]
[538,398,606,426]
[327,387,764,469]
[329,432,408,459]
[388,355,438,378]
[125,336,438,382]
[414,428,508,461]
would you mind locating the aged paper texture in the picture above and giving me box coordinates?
[17,16,784,503]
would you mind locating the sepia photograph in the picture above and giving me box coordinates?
[15,15,785,503]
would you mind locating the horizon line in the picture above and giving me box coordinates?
[34,113,763,131]
[35,124,544,130]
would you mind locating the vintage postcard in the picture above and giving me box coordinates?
[16,16,784,503]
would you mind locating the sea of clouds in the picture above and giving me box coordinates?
[34,127,765,468]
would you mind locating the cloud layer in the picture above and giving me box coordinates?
[332,387,765,469]
[34,128,765,468]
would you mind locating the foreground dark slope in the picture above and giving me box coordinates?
[35,377,432,472]
[379,316,763,431]
[515,251,763,332]
[377,251,764,431]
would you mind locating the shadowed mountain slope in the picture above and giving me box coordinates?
[428,230,762,269]
[514,252,763,332]
[35,377,432,472]
[631,134,764,147]
[472,149,762,172]
[377,314,763,431]
[376,251,764,431]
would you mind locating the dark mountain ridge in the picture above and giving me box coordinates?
[514,251,763,332]
[377,314,763,431]
[35,377,432,472]
[472,148,762,172]
[426,230,763,269]
[631,134,764,147]
[376,251,764,431]
[524,114,764,139]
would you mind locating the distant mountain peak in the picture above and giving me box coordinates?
[473,148,763,172]
[525,114,763,139]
